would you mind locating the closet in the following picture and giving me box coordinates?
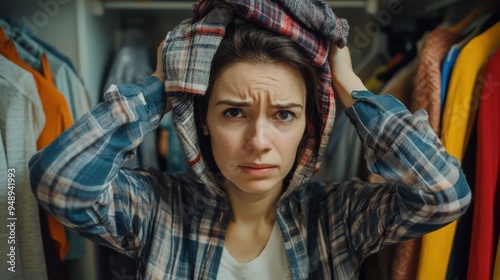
[0,0,499,279]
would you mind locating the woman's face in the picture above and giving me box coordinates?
[203,61,307,194]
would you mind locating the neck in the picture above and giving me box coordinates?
[224,181,282,226]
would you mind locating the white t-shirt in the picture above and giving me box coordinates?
[217,222,292,280]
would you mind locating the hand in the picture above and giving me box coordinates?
[151,39,165,83]
[328,42,367,108]
[151,39,172,112]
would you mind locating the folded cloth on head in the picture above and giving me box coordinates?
[162,0,349,189]
[163,0,349,96]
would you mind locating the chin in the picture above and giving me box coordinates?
[229,178,282,194]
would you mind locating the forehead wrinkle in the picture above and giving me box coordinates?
[213,62,306,107]
[234,85,301,108]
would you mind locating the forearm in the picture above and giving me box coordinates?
[331,71,366,108]
[345,92,471,225]
[328,43,367,108]
[29,76,166,221]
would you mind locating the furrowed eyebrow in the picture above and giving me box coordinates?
[271,103,304,110]
[215,100,252,107]
[215,100,304,109]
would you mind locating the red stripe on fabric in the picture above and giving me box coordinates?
[165,85,206,95]
[189,152,203,167]
[194,26,226,35]
[185,27,225,39]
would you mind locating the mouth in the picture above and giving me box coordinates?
[239,163,277,176]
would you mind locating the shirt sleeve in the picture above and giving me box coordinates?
[339,90,471,256]
[29,76,167,257]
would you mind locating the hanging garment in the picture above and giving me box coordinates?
[102,28,152,91]
[467,49,500,280]
[0,54,48,279]
[411,27,463,135]
[411,27,464,280]
[2,19,83,274]
[102,28,159,171]
[3,21,92,262]
[441,21,500,159]
[312,88,363,183]
[445,120,477,280]
[5,18,78,74]
[0,29,73,261]
[0,19,92,120]
[440,12,493,117]
[440,46,461,115]
[418,21,500,280]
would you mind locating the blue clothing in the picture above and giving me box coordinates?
[440,46,461,115]
[31,36,78,75]
[1,19,92,120]
[29,76,471,279]
[7,18,78,74]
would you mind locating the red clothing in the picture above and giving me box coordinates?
[468,49,500,280]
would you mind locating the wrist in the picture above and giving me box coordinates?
[332,72,366,108]
[151,71,164,83]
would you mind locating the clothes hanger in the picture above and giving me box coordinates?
[0,18,12,37]
[450,2,500,33]
[453,13,493,50]
[478,6,500,33]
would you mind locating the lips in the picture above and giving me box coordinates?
[239,163,276,176]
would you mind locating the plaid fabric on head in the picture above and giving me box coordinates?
[163,0,349,193]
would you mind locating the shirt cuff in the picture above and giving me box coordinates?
[345,90,409,125]
[117,76,166,120]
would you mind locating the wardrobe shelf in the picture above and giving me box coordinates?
[103,1,196,10]
[101,1,369,11]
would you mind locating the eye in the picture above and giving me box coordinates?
[275,110,295,122]
[223,108,244,119]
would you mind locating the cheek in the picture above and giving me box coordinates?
[209,128,250,178]
[275,123,306,171]
[208,128,241,161]
[281,130,304,160]
[210,130,236,152]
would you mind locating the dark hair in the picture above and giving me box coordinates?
[195,21,321,176]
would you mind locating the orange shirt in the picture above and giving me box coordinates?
[0,29,72,260]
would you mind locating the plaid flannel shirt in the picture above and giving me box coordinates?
[29,1,470,279]
[29,76,471,279]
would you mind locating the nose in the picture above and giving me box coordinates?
[245,118,272,154]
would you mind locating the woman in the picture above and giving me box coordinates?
[29,20,471,279]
